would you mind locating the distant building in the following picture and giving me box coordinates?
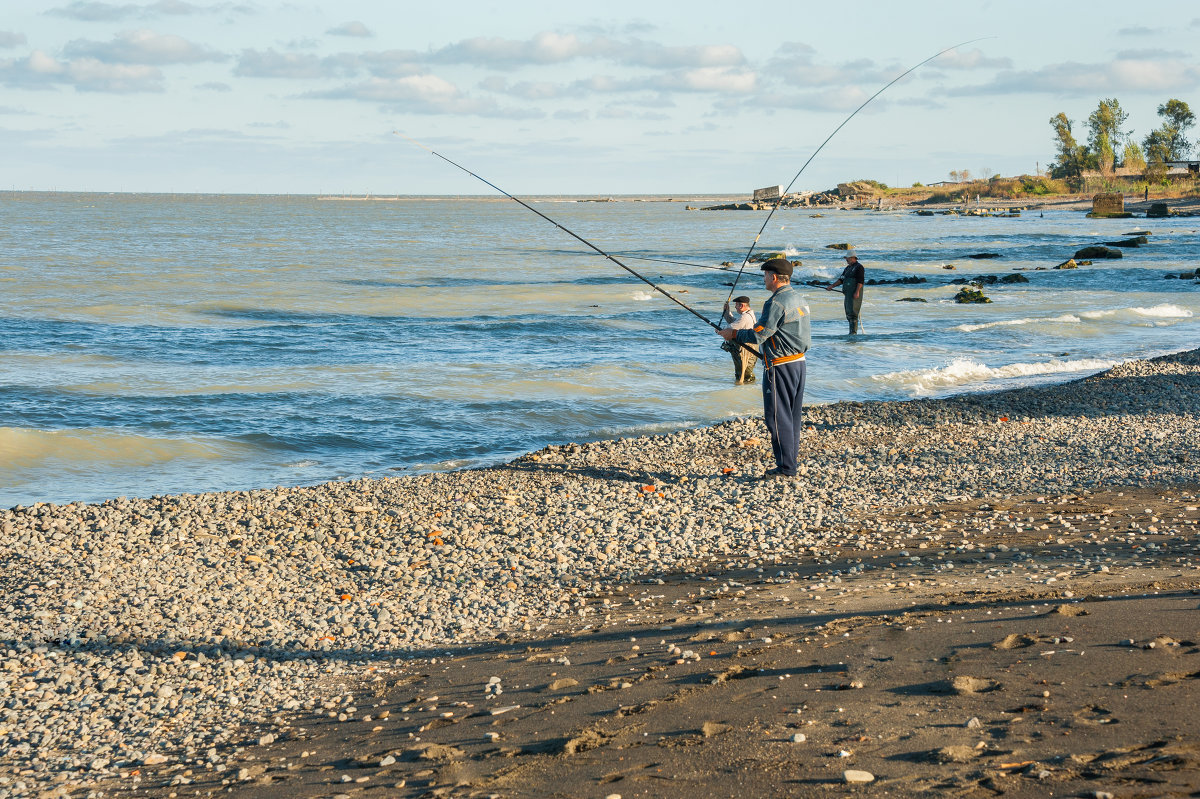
[1165,160,1200,176]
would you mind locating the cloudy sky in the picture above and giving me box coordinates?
[3,1,1199,194]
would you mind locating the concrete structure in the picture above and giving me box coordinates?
[753,185,783,202]
[1088,192,1132,219]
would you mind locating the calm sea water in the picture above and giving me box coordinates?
[2,192,1197,506]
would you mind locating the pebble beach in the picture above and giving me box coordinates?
[3,347,1200,798]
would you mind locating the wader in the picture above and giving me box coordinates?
[729,341,758,384]
[844,290,862,335]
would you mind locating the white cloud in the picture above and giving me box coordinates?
[646,66,756,94]
[48,0,205,21]
[611,40,744,69]
[64,29,226,65]
[305,75,543,118]
[433,31,587,67]
[0,49,164,92]
[949,56,1200,96]
[328,21,373,38]
[430,31,745,71]
[235,48,359,79]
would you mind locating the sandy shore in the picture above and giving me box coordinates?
[2,350,1200,798]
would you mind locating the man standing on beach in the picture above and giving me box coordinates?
[825,249,864,334]
[718,259,810,478]
[721,295,758,385]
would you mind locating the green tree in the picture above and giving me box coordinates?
[1123,141,1147,173]
[1048,112,1087,178]
[1087,98,1129,170]
[1142,98,1194,163]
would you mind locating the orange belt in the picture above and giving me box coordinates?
[766,352,805,369]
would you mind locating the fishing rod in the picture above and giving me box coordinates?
[721,36,993,314]
[611,254,737,272]
[394,132,726,331]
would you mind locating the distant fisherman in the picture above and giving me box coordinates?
[721,295,758,385]
[825,249,865,334]
[718,259,810,478]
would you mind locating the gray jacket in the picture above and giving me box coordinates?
[734,285,810,363]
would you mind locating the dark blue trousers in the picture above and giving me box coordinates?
[762,359,806,475]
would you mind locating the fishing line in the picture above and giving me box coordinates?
[394,132,727,332]
[721,36,994,313]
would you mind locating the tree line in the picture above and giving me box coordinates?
[1048,98,1194,179]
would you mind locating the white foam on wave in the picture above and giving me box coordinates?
[1079,304,1194,321]
[631,291,654,301]
[873,356,1116,397]
[955,314,1081,333]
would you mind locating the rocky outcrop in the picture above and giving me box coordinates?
[1074,246,1123,260]
[954,287,992,304]
[1103,236,1148,248]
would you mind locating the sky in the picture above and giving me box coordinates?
[3,1,1200,194]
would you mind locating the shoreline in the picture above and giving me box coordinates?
[2,348,1199,797]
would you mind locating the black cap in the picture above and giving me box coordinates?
[733,295,750,304]
[760,258,793,277]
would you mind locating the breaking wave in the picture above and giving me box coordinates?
[872,357,1116,397]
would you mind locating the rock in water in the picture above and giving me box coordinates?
[1073,246,1123,260]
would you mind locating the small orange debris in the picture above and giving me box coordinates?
[641,485,656,493]
[432,538,444,546]
[709,651,718,656]
[427,530,443,537]
[999,416,1009,422]
[319,635,336,642]
[434,511,443,518]
[340,593,352,601]
[722,467,735,475]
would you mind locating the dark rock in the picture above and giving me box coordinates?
[1055,259,1078,270]
[999,273,1029,283]
[866,276,926,286]
[896,297,927,302]
[954,287,992,304]
[942,264,956,270]
[968,253,1001,259]
[1123,230,1151,236]
[1073,246,1123,260]
[915,210,935,216]
[748,252,787,263]
[825,243,854,250]
[1165,274,1179,279]
[1103,236,1148,247]
[1147,202,1170,218]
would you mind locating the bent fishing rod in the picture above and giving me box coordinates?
[721,36,993,316]
[395,132,728,331]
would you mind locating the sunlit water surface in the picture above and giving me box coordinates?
[1,193,1196,505]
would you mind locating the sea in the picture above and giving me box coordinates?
[2,192,1197,507]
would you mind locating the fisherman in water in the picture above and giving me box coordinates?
[825,248,864,334]
[720,295,758,385]
[718,258,810,478]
